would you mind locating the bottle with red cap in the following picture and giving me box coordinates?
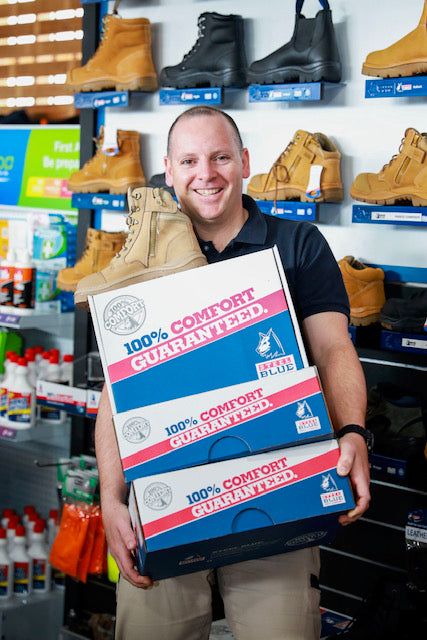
[10,524,31,596]
[24,348,37,388]
[7,356,36,428]
[0,351,18,422]
[22,505,36,527]
[39,352,66,424]
[0,527,13,599]
[1,508,16,529]
[61,354,74,385]
[6,514,20,554]
[28,519,50,593]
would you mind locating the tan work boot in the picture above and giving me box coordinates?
[350,128,427,205]
[74,187,208,310]
[246,130,343,203]
[362,2,427,77]
[57,228,127,292]
[338,256,386,326]
[66,13,158,92]
[67,127,146,194]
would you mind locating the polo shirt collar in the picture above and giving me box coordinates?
[233,194,267,246]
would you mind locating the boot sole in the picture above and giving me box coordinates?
[362,60,427,78]
[160,68,248,89]
[350,313,381,326]
[74,256,208,311]
[66,76,158,93]
[247,61,342,84]
[350,187,427,206]
[246,186,343,203]
[68,179,146,195]
[380,316,426,333]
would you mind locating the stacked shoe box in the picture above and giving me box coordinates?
[89,247,354,580]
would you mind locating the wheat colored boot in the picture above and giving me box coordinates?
[67,127,146,194]
[74,187,208,310]
[66,13,158,92]
[57,228,127,292]
[247,130,343,203]
[338,256,386,326]
[362,2,427,77]
[350,128,427,205]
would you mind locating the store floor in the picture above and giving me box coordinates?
[209,620,234,639]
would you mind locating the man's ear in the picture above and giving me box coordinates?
[164,156,173,187]
[242,148,250,179]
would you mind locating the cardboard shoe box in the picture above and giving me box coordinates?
[89,247,308,414]
[129,439,354,580]
[113,366,335,480]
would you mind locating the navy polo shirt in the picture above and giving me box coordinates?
[199,195,349,324]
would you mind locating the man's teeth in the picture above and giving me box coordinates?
[195,188,221,195]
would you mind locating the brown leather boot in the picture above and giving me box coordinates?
[339,256,386,326]
[74,187,208,310]
[350,128,427,205]
[362,2,427,77]
[66,13,158,92]
[246,130,343,203]
[57,228,127,292]
[67,127,146,194]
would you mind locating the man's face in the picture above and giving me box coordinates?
[164,114,250,230]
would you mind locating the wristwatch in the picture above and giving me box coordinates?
[336,424,374,454]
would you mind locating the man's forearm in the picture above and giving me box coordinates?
[95,384,128,505]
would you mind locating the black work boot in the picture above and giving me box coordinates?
[159,12,248,88]
[247,0,341,84]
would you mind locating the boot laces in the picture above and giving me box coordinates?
[86,15,111,68]
[183,16,206,61]
[381,130,420,173]
[266,135,300,206]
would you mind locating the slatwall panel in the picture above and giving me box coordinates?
[0,0,83,122]
[0,423,70,518]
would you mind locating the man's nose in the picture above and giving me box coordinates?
[196,158,216,181]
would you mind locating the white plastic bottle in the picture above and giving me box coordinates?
[47,509,59,549]
[25,511,39,546]
[24,349,37,388]
[39,353,66,425]
[61,354,74,385]
[0,351,18,423]
[6,515,19,554]
[1,508,16,529]
[22,505,36,527]
[0,527,13,600]
[12,248,36,311]
[7,356,36,428]
[0,248,16,307]
[10,525,31,597]
[28,519,50,594]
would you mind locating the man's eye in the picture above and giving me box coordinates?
[216,155,230,162]
[181,158,194,165]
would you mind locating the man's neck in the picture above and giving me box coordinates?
[195,208,249,253]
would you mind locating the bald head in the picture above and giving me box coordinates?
[167,106,243,157]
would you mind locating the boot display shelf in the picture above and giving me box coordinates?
[352,204,427,226]
[365,75,427,98]
[71,192,126,211]
[248,81,343,102]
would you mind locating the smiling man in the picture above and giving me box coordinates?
[96,106,370,640]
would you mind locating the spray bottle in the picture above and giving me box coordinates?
[13,249,36,311]
[0,249,16,307]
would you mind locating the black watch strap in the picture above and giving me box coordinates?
[336,424,374,453]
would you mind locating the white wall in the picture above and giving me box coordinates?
[101,0,427,275]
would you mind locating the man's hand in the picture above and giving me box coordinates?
[102,499,153,589]
[336,432,370,525]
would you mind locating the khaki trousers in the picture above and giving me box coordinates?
[115,548,321,640]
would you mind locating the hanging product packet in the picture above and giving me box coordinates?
[49,467,105,582]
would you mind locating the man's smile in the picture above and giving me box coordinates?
[194,187,223,196]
